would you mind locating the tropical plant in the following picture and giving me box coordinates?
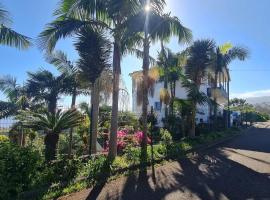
[124,1,192,161]
[212,43,249,128]
[183,39,216,137]
[26,70,71,114]
[46,50,87,156]
[157,45,186,118]
[0,3,31,49]
[18,109,82,161]
[38,0,159,159]
[0,76,39,146]
[75,27,111,154]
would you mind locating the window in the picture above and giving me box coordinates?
[154,102,161,111]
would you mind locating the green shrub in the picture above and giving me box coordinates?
[0,135,9,142]
[80,155,109,184]
[39,157,82,185]
[124,145,141,165]
[160,129,173,146]
[0,141,42,200]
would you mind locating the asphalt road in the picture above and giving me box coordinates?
[59,122,270,200]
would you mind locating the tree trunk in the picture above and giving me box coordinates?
[227,81,230,128]
[189,102,196,138]
[108,42,121,160]
[141,34,150,164]
[44,133,59,162]
[68,90,77,157]
[90,81,100,154]
[161,41,169,119]
[213,71,218,129]
[48,95,57,114]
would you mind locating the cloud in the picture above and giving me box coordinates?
[231,89,270,98]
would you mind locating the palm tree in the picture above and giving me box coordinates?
[46,50,86,156]
[0,76,35,146]
[157,45,185,117]
[0,3,31,49]
[38,0,150,159]
[18,109,82,161]
[183,39,216,137]
[124,1,192,159]
[223,47,249,128]
[26,70,71,114]
[212,43,249,129]
[74,27,111,155]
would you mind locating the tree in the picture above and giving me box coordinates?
[0,76,39,146]
[212,43,249,128]
[75,27,111,154]
[157,45,186,117]
[125,1,192,161]
[38,0,143,159]
[18,109,82,161]
[46,50,86,156]
[26,70,70,114]
[0,3,31,49]
[183,39,216,137]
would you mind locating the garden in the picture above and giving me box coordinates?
[0,0,267,199]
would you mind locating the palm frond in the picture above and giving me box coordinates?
[224,46,249,65]
[129,48,156,65]
[18,109,82,134]
[185,39,215,85]
[0,3,11,24]
[75,27,111,84]
[45,50,76,74]
[0,24,31,49]
[0,101,17,119]
[38,16,109,52]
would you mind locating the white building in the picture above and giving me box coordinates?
[130,68,230,127]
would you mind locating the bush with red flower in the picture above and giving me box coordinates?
[102,129,152,154]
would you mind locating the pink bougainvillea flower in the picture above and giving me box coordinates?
[134,131,151,144]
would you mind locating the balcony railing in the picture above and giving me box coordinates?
[207,86,228,103]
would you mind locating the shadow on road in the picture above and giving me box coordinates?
[118,149,270,200]
[85,126,270,200]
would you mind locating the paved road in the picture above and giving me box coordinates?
[60,123,270,200]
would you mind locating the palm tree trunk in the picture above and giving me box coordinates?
[68,90,77,157]
[189,102,196,138]
[48,95,57,114]
[44,133,59,162]
[90,81,100,154]
[161,41,169,119]
[108,42,121,160]
[141,35,150,164]
[227,81,230,128]
[213,71,218,129]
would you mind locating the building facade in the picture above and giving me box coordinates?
[130,68,230,127]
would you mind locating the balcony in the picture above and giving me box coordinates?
[207,86,228,104]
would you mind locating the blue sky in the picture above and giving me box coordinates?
[0,0,270,106]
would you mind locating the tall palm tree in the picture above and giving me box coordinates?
[0,4,31,49]
[183,39,216,137]
[124,1,192,159]
[38,0,149,159]
[18,109,82,161]
[74,27,111,154]
[212,43,249,129]
[157,45,185,116]
[26,70,71,114]
[223,47,249,128]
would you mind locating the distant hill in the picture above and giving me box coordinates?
[245,96,270,105]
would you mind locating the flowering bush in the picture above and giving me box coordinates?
[134,131,151,144]
[102,130,151,153]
